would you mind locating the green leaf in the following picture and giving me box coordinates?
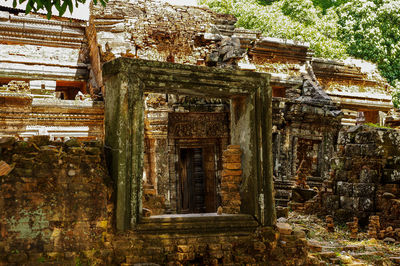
[12,0,17,8]
[25,0,33,14]
[54,0,61,11]
[59,1,68,17]
[36,0,43,9]
[67,0,73,14]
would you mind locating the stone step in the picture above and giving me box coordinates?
[137,213,259,234]
[352,251,384,259]
[317,251,337,259]
[275,189,291,199]
[307,181,323,188]
[308,241,323,252]
[275,198,290,207]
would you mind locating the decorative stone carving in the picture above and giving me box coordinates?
[168,113,229,138]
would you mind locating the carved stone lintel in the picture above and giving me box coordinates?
[168,112,229,138]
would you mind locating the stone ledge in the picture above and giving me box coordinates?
[137,214,258,234]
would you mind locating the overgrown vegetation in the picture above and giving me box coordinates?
[199,0,400,104]
[8,0,108,19]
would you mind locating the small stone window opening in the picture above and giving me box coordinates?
[272,86,286,98]
[55,81,87,100]
[295,138,322,181]
[363,110,379,124]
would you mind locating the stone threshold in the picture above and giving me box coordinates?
[136,213,259,234]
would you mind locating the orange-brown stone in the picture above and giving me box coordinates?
[222,169,242,176]
[222,154,241,163]
[222,163,241,170]
[223,149,242,156]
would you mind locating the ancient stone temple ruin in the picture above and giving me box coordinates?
[0,0,399,265]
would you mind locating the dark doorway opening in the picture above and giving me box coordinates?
[179,148,206,213]
[178,147,217,214]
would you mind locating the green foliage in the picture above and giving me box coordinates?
[12,0,108,19]
[337,0,400,84]
[200,0,400,89]
[281,0,320,26]
[364,123,392,129]
[312,0,348,13]
[199,0,347,58]
[391,80,400,108]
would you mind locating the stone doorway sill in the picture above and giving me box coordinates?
[136,213,259,234]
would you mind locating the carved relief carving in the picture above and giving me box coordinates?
[168,113,229,138]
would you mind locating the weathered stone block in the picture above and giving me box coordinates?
[360,144,378,156]
[7,252,28,263]
[353,183,375,197]
[358,197,374,212]
[65,138,81,147]
[31,135,50,147]
[221,169,242,176]
[360,168,379,183]
[336,181,353,196]
[345,144,361,156]
[222,163,241,170]
[0,137,15,148]
[355,131,379,144]
[222,154,241,163]
[383,169,400,184]
[177,245,193,253]
[83,147,101,155]
[276,222,292,235]
[340,196,358,210]
[223,148,242,155]
[335,170,349,181]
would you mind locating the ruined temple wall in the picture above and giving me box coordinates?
[0,136,113,264]
[90,0,309,102]
[0,93,104,140]
[272,98,342,205]
[309,126,400,230]
[0,11,89,82]
[312,59,393,126]
[91,0,228,65]
[0,136,315,265]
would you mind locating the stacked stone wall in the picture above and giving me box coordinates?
[0,136,113,265]
[110,225,312,265]
[309,126,400,233]
[0,135,316,265]
[92,0,233,65]
[221,145,242,214]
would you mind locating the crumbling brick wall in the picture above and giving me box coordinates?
[0,135,317,265]
[91,0,235,65]
[310,125,400,230]
[0,136,113,264]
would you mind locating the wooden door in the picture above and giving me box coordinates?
[179,148,206,213]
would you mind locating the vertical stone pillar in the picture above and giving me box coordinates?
[230,80,276,226]
[104,72,144,231]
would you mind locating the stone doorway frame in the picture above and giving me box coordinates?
[103,58,275,231]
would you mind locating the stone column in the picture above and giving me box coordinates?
[104,72,144,231]
[230,81,276,226]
